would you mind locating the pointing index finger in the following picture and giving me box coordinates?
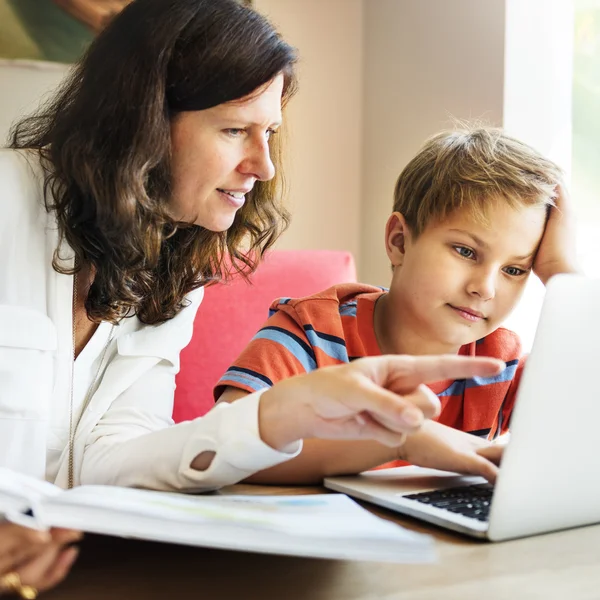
[381,355,506,393]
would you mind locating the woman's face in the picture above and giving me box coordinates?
[169,74,284,230]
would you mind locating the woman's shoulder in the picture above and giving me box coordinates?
[116,287,205,368]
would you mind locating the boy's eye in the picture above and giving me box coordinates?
[453,245,475,259]
[504,266,528,277]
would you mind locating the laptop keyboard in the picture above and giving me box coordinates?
[404,484,493,522]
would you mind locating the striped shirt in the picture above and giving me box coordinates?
[215,283,525,457]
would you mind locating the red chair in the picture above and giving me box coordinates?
[173,250,357,422]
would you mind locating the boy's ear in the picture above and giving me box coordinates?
[385,212,410,266]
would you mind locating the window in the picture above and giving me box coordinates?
[573,1,600,278]
[503,0,600,350]
[573,0,600,223]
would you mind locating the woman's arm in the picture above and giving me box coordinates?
[218,387,399,484]
[79,351,504,492]
[220,387,501,485]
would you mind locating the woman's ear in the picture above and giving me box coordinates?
[384,212,410,266]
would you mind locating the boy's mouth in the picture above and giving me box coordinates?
[448,304,486,322]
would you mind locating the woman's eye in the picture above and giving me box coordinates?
[265,128,278,140]
[504,266,527,277]
[453,246,475,259]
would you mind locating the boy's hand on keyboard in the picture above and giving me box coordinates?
[397,420,501,483]
[475,443,505,467]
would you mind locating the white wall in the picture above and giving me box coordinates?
[254,0,364,260]
[360,0,506,286]
[0,60,70,144]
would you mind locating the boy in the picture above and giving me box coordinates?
[214,126,578,484]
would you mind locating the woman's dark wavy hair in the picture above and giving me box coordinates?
[10,0,297,325]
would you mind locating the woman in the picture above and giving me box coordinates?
[1,0,502,591]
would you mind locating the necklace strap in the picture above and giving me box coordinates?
[68,267,115,489]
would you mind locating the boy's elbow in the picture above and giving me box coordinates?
[215,386,252,405]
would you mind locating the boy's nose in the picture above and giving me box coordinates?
[467,271,496,301]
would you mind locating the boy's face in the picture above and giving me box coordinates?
[385,200,547,354]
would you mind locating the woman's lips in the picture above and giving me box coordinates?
[217,189,246,209]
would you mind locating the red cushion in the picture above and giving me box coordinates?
[173,250,357,422]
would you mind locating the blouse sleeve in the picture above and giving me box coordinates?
[77,289,301,491]
[80,387,301,492]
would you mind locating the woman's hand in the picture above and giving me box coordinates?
[0,523,81,597]
[397,420,505,484]
[258,354,505,451]
[533,182,580,285]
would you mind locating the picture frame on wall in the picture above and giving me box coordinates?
[0,0,132,64]
[1,0,255,64]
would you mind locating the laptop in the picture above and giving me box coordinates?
[325,275,600,542]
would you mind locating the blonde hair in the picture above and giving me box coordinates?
[393,126,562,236]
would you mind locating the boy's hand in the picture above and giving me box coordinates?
[397,420,504,483]
[533,183,580,285]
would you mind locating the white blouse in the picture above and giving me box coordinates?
[0,149,301,490]
[46,321,113,482]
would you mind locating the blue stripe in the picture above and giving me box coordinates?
[438,380,466,397]
[466,359,518,388]
[339,301,357,317]
[438,359,519,397]
[269,298,291,318]
[269,298,291,319]
[253,327,317,372]
[226,365,273,387]
[218,369,271,393]
[303,325,349,363]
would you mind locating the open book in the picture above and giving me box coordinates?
[0,468,435,564]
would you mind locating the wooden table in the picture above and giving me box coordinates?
[44,483,600,600]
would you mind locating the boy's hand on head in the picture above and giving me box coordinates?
[397,420,503,484]
[533,183,580,285]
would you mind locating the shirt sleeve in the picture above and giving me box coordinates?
[214,307,315,400]
[80,387,302,492]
